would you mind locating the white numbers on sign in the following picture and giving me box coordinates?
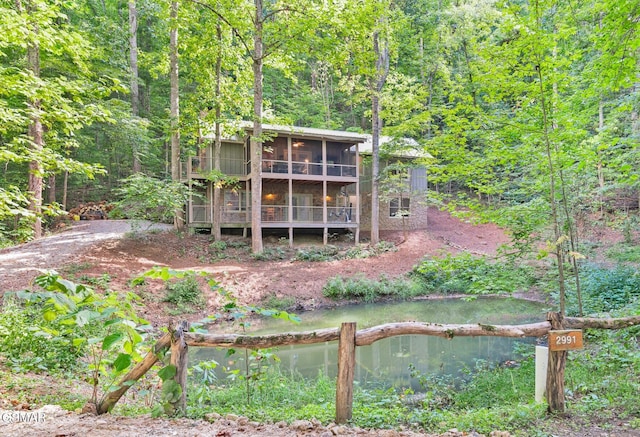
[555,335,576,345]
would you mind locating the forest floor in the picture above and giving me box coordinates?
[0,207,635,436]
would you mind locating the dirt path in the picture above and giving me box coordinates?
[0,220,172,292]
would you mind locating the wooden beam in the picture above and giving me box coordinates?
[355,321,551,346]
[184,328,340,349]
[97,332,171,414]
[336,322,356,424]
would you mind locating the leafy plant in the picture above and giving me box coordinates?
[295,245,339,261]
[111,174,194,224]
[250,247,287,261]
[562,264,640,315]
[323,274,422,302]
[163,274,205,313]
[261,294,296,311]
[11,272,151,408]
[412,253,536,295]
[0,297,84,373]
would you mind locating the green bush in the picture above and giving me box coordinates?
[163,274,205,311]
[605,243,640,263]
[0,298,84,373]
[412,253,536,295]
[564,264,640,315]
[295,245,339,261]
[251,247,287,261]
[323,274,422,302]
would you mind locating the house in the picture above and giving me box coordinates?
[181,124,429,244]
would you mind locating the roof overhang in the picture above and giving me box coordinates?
[359,136,433,159]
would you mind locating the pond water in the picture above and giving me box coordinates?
[191,297,550,390]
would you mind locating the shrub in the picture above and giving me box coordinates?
[411,253,536,295]
[295,245,339,261]
[251,247,287,261]
[0,297,84,373]
[605,243,640,263]
[323,274,422,302]
[163,274,205,312]
[564,264,640,315]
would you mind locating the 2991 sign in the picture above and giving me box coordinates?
[549,330,584,351]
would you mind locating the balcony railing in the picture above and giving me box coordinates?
[182,157,247,179]
[328,206,354,223]
[261,205,290,222]
[190,204,211,223]
[189,204,356,226]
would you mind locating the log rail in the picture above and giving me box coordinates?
[97,314,640,420]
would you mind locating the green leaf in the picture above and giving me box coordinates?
[43,310,57,321]
[158,365,177,381]
[102,332,124,350]
[75,309,100,327]
[161,379,182,403]
[113,353,132,372]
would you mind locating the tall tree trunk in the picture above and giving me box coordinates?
[62,170,68,210]
[169,0,183,230]
[48,174,56,204]
[250,0,264,253]
[212,22,223,241]
[24,0,43,238]
[129,0,141,173]
[370,27,389,246]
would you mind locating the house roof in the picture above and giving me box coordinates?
[359,136,433,159]
[237,121,368,143]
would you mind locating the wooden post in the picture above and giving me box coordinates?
[169,321,189,414]
[336,322,356,424]
[97,332,171,414]
[546,312,567,413]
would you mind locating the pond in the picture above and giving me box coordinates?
[191,297,550,390]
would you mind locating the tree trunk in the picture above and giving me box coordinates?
[370,28,389,246]
[48,174,56,204]
[129,0,141,173]
[212,22,223,241]
[26,10,43,239]
[169,0,184,230]
[250,0,264,253]
[62,170,68,210]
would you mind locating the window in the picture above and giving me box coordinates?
[224,191,248,212]
[389,197,410,217]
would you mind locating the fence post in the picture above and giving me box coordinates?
[169,321,189,414]
[546,312,567,413]
[336,322,356,424]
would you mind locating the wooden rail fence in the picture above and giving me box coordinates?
[96,312,640,420]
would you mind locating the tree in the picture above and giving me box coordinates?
[0,0,113,240]
[129,0,142,173]
[186,0,334,253]
[169,0,183,229]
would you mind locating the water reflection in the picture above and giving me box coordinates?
[192,297,549,390]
